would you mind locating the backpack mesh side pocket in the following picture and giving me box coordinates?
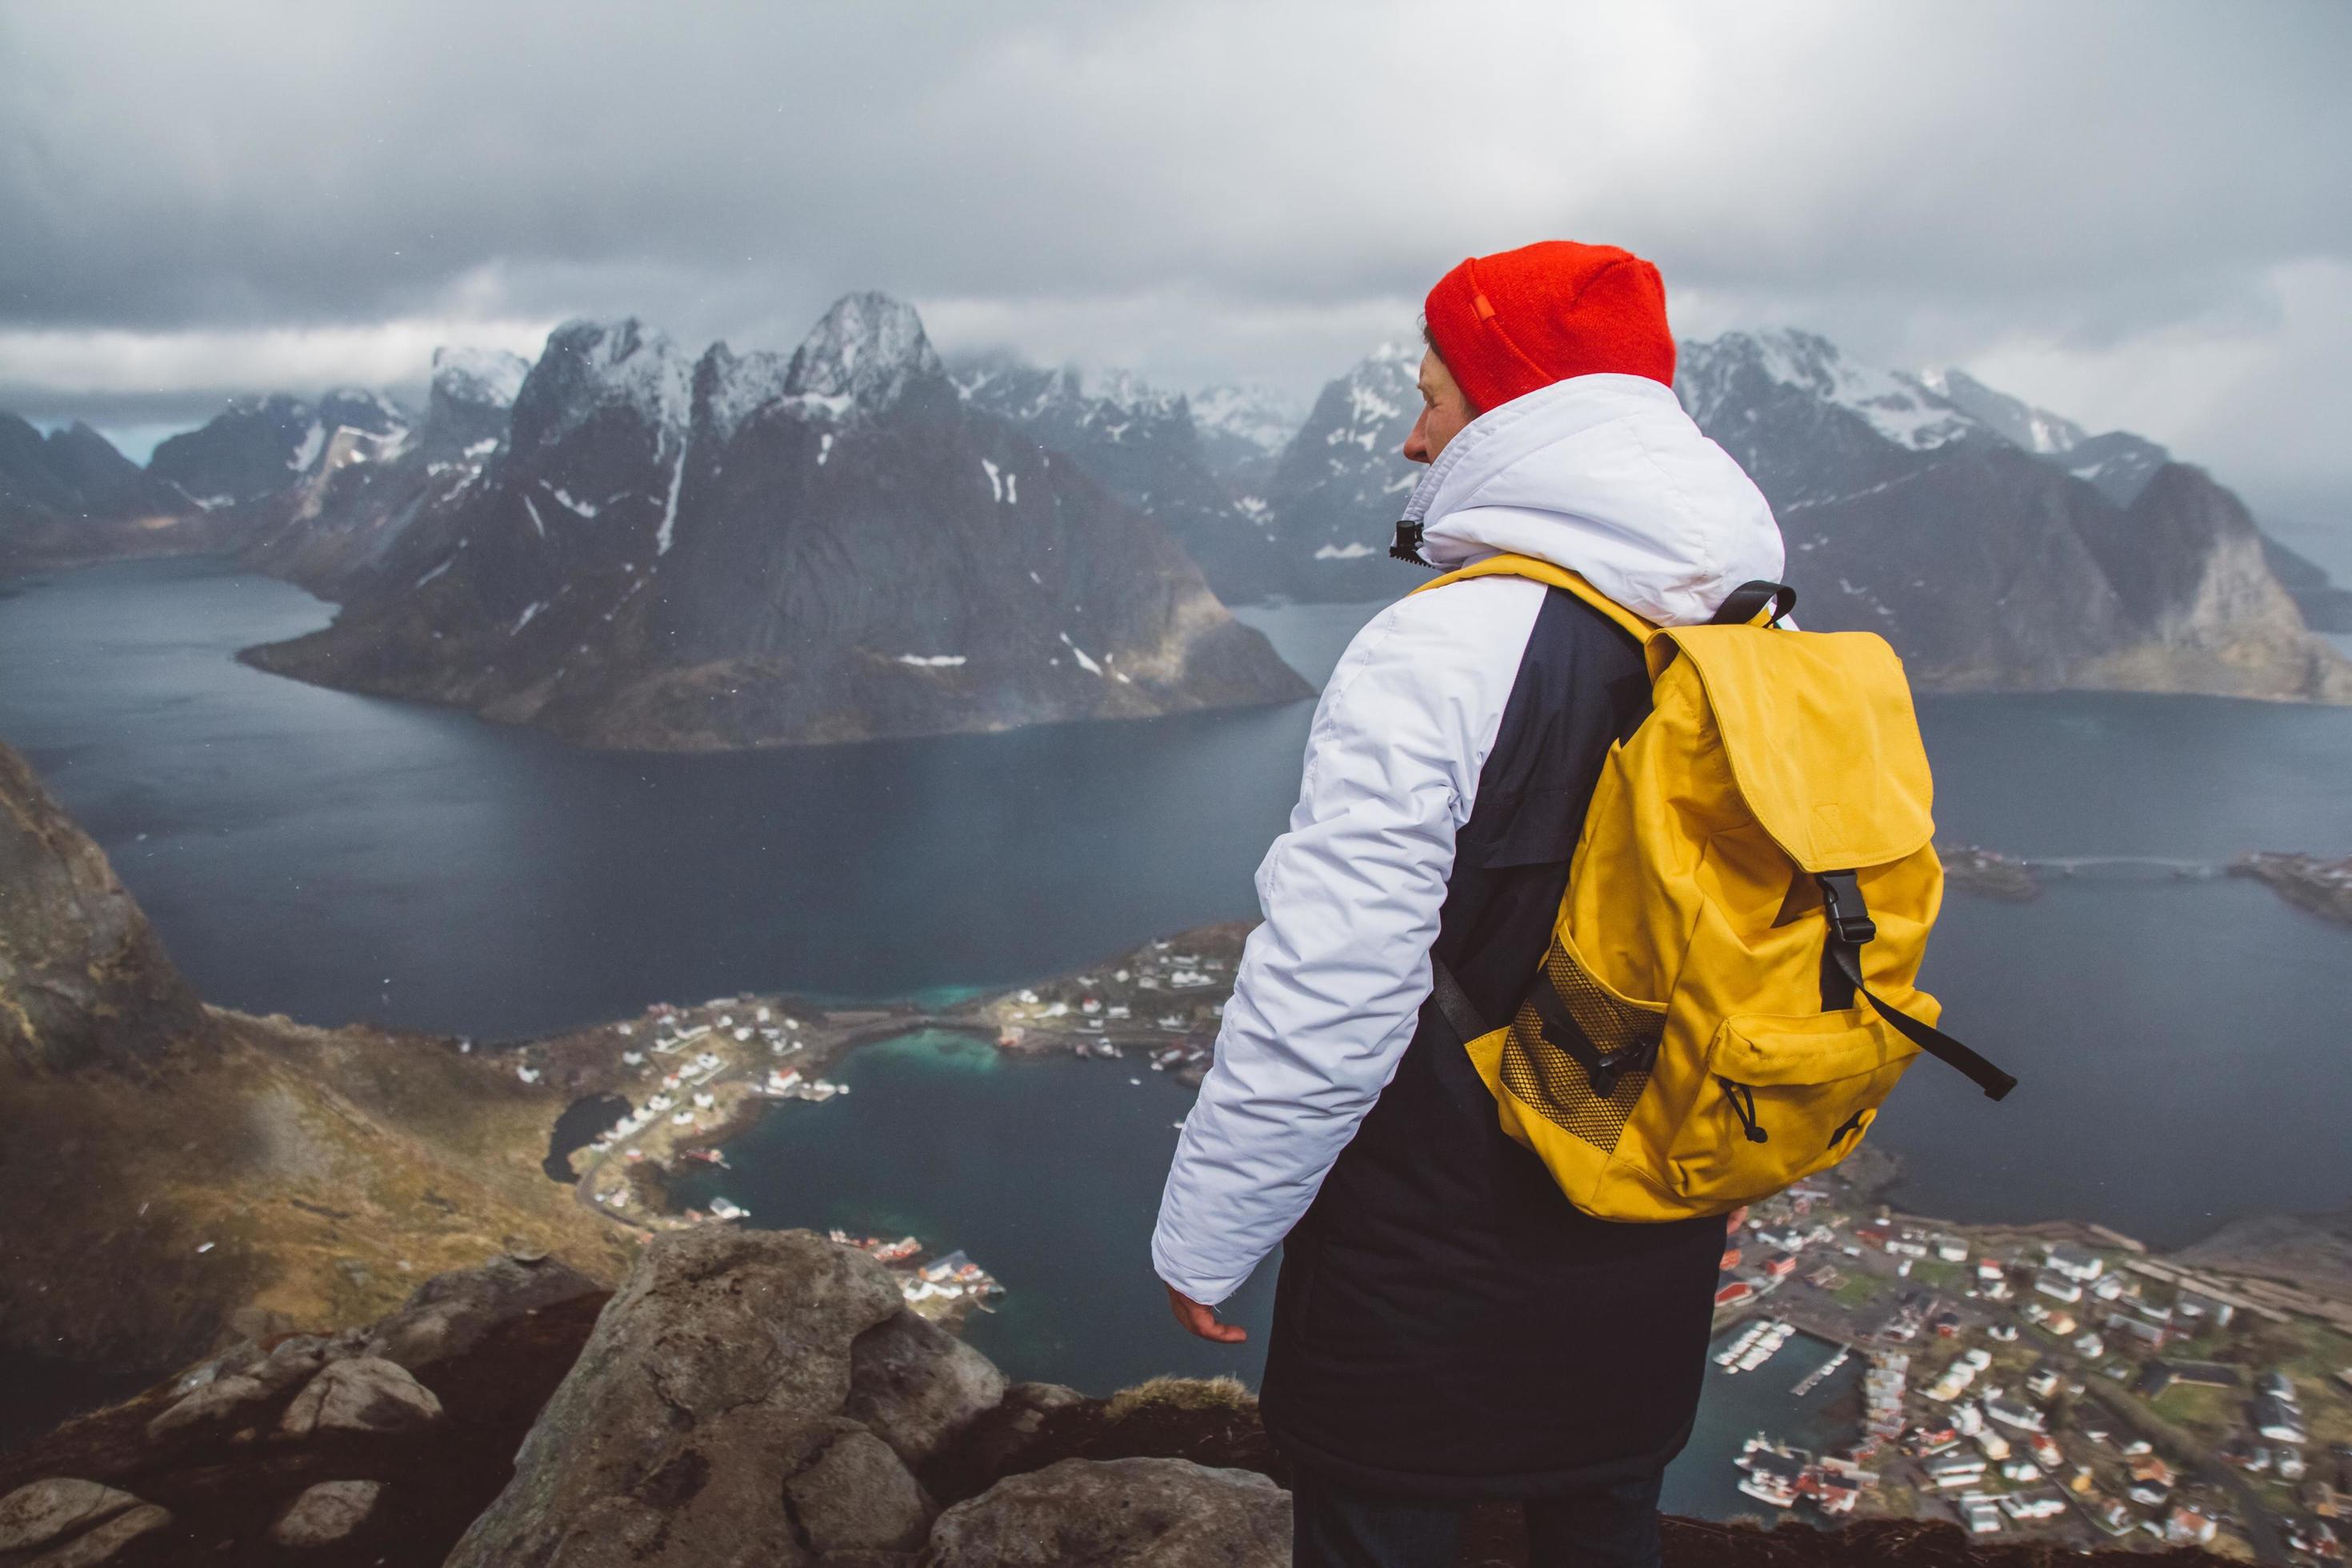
[1498,938,1666,1153]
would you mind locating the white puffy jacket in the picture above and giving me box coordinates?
[1151,371,1784,1306]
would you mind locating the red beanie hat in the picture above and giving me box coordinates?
[1422,240,1676,414]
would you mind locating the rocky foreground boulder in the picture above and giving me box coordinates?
[0,1253,610,1566]
[0,744,210,1074]
[2,1230,2238,1566]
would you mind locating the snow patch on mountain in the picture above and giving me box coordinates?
[546,484,598,518]
[287,421,325,471]
[1740,329,1974,450]
[655,447,686,555]
[1916,366,2087,455]
[1058,631,1103,674]
[433,346,531,409]
[785,292,944,412]
[1190,382,1304,457]
[1324,344,1418,450]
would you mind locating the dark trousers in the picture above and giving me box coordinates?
[1291,1466,1665,1568]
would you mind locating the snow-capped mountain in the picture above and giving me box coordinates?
[428,345,531,413]
[1250,342,1422,601]
[421,347,530,457]
[1190,382,1306,476]
[147,390,408,510]
[1226,323,2345,701]
[1914,366,2170,506]
[1913,366,2086,456]
[242,296,1308,750]
[236,346,534,596]
[953,356,1287,604]
[1677,330,2350,701]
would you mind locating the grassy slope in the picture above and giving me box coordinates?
[0,1008,636,1374]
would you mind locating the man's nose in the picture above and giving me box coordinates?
[1402,411,1430,464]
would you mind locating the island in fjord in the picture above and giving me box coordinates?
[234,295,1310,751]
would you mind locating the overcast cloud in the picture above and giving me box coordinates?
[3,1,2346,541]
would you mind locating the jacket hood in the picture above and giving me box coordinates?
[1401,373,1783,626]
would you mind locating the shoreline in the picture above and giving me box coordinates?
[534,917,2350,1330]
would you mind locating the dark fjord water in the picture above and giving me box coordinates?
[5,558,2350,1501]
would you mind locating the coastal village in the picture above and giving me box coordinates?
[495,910,2350,1558]
[1703,1152,2352,1562]
[498,923,1249,1326]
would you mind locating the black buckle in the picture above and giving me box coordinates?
[1817,871,1877,946]
[1584,1039,1656,1101]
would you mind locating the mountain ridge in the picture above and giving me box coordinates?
[237,295,1310,750]
[1224,324,2350,702]
[6,317,2348,709]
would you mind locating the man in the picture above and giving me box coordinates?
[1151,240,1785,1566]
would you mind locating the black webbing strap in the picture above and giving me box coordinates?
[1440,952,1655,1098]
[1426,954,1489,1046]
[1818,871,2018,1102]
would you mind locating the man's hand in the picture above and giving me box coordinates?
[1165,1282,1248,1343]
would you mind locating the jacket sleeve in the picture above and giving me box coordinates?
[1150,576,1544,1305]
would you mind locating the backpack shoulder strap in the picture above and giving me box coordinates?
[1409,553,1658,647]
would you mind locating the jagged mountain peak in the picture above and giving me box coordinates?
[316,386,408,430]
[1190,382,1304,459]
[150,390,403,504]
[692,340,798,444]
[1078,366,1184,417]
[510,318,692,453]
[431,346,531,410]
[785,291,945,412]
[42,419,134,466]
[1680,328,1975,452]
[951,355,1189,433]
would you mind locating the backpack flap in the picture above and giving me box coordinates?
[1649,624,1934,874]
[1660,622,2016,1103]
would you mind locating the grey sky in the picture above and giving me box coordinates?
[4,1,2346,541]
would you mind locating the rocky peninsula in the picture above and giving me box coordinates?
[2227,852,2352,927]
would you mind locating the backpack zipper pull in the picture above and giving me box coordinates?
[1717,1076,1770,1143]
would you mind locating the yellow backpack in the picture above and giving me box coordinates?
[1417,554,2015,1222]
